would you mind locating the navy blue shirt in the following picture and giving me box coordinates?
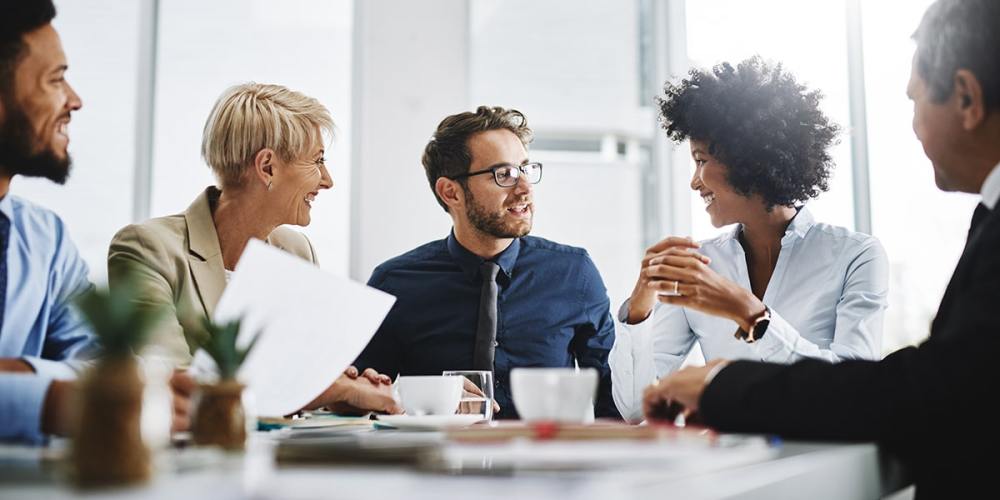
[356,232,620,420]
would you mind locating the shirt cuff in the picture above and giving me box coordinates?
[617,298,653,325]
[704,361,730,386]
[0,374,54,444]
[611,299,655,423]
[21,356,84,380]
[749,309,796,361]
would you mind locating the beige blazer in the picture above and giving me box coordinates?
[108,186,318,365]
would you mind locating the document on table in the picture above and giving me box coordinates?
[435,436,776,472]
[189,238,396,417]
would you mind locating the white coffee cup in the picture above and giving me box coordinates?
[510,368,598,423]
[395,375,463,416]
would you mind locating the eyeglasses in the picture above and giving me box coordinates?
[450,162,543,188]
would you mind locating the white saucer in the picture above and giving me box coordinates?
[376,414,484,431]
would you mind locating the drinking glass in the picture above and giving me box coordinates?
[442,370,494,422]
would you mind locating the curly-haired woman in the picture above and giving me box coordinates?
[610,56,889,422]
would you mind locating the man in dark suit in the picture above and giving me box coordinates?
[642,0,1000,497]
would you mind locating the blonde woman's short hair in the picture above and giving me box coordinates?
[201,82,335,188]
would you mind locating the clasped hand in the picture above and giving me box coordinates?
[303,366,402,415]
[629,236,764,332]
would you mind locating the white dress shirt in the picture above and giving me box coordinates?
[980,162,1000,209]
[609,207,889,422]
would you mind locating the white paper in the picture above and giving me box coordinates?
[190,239,396,417]
[439,436,775,472]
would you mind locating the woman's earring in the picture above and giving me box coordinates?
[267,180,273,191]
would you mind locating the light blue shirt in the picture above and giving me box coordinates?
[610,207,889,422]
[0,194,97,443]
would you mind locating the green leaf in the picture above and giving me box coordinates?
[75,271,168,358]
[197,317,257,380]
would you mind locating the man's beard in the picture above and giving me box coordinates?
[463,183,532,239]
[0,97,71,184]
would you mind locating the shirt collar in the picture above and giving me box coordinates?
[446,230,521,283]
[783,205,815,242]
[724,205,815,246]
[0,194,12,220]
[980,161,1000,210]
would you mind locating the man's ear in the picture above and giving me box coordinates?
[435,177,464,211]
[954,69,985,131]
[252,148,275,188]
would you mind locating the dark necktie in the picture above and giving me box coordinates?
[971,203,990,232]
[0,212,9,334]
[472,261,500,371]
[967,203,990,247]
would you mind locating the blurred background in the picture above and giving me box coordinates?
[19,0,976,357]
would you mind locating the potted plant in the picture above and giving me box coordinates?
[190,318,257,450]
[71,277,165,488]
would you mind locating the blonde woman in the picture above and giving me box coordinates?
[108,83,399,415]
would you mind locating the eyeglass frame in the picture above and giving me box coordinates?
[448,162,543,188]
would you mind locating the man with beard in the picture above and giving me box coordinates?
[355,107,619,419]
[0,1,100,442]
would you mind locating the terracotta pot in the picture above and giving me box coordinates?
[72,356,150,488]
[191,380,247,450]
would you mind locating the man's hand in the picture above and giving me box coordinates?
[170,370,197,433]
[41,379,74,436]
[0,358,34,373]
[304,368,402,415]
[457,377,501,415]
[642,359,728,423]
[344,365,392,386]
[38,370,198,437]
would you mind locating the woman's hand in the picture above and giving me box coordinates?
[644,249,765,332]
[169,371,197,433]
[627,237,707,324]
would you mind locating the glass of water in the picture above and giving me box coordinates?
[442,370,494,422]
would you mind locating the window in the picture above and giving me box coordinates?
[152,0,353,274]
[684,0,856,241]
[13,1,144,284]
[21,1,961,358]
[469,0,652,307]
[862,0,972,353]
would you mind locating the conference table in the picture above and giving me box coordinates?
[1,423,911,500]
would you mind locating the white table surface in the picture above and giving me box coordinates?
[0,429,911,500]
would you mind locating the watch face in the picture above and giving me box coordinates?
[752,319,771,341]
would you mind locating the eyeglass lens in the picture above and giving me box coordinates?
[495,163,541,187]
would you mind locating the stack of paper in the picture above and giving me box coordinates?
[191,239,396,417]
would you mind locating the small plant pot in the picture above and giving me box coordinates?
[191,381,247,450]
[72,356,150,488]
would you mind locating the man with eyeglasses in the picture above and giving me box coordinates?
[355,106,620,420]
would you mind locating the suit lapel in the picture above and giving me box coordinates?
[184,188,227,318]
[931,206,998,337]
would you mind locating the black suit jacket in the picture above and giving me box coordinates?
[700,204,1000,499]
